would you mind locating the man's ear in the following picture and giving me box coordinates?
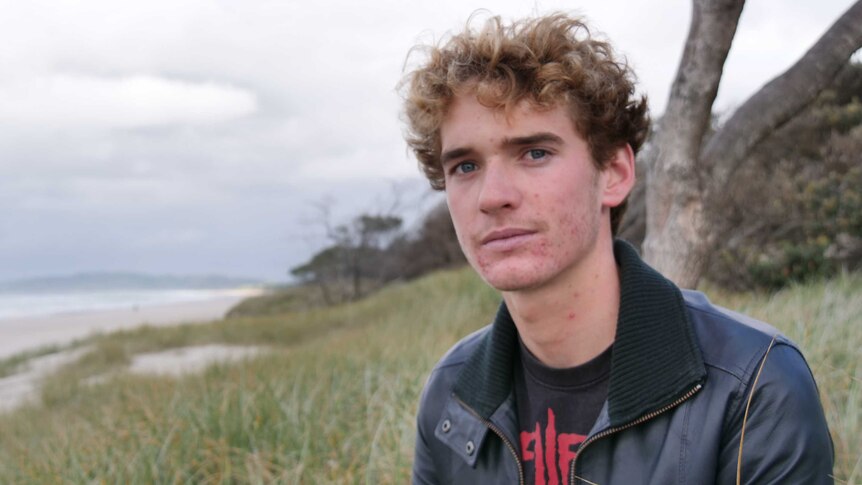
[601,144,636,208]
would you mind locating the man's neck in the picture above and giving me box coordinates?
[502,237,620,369]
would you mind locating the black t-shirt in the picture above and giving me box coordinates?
[514,338,612,485]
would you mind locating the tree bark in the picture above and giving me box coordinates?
[643,0,745,288]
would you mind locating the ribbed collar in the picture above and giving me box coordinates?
[452,240,706,427]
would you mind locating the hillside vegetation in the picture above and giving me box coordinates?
[0,268,858,483]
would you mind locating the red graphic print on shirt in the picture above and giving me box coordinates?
[520,408,586,485]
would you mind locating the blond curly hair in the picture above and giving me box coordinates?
[400,13,649,234]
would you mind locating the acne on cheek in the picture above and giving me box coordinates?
[474,253,492,272]
[530,241,549,257]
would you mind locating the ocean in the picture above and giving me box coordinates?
[0,289,248,320]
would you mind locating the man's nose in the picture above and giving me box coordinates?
[478,159,521,214]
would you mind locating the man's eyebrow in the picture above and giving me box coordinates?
[440,147,474,166]
[439,133,563,165]
[502,132,564,147]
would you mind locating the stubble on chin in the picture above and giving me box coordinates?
[470,250,546,292]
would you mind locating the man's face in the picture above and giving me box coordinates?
[440,93,619,292]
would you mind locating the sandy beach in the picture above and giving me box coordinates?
[0,289,267,412]
[0,289,261,361]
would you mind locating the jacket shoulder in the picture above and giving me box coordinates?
[682,290,798,381]
[428,324,491,375]
[681,290,833,482]
[417,324,491,424]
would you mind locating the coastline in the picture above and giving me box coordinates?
[0,289,263,361]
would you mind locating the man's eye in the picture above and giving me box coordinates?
[527,149,548,160]
[455,161,478,174]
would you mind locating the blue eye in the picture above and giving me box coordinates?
[527,149,548,160]
[456,161,478,174]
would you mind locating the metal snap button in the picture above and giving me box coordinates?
[441,419,451,433]
[465,440,475,455]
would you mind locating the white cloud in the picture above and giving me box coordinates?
[0,74,257,129]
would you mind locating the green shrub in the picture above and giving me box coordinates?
[708,66,862,290]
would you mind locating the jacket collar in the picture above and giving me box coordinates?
[452,239,706,427]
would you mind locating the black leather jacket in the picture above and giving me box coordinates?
[413,241,833,484]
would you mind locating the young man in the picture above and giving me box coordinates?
[401,13,833,485]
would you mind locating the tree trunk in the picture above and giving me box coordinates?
[643,0,745,288]
[318,279,333,306]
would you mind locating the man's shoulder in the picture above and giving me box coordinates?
[427,324,491,378]
[681,289,806,382]
[682,289,785,337]
[680,290,833,480]
[415,324,490,430]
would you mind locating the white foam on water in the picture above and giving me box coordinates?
[0,289,253,320]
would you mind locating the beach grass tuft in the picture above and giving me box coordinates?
[0,344,65,379]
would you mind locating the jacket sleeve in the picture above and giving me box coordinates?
[412,416,439,484]
[717,343,834,484]
[412,374,441,485]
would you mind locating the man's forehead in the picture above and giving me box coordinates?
[446,89,566,118]
[440,93,579,148]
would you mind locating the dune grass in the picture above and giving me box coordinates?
[0,268,858,483]
[0,344,64,379]
[226,285,329,318]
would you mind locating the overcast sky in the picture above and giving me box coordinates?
[0,0,856,282]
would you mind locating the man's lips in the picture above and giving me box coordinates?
[480,228,538,250]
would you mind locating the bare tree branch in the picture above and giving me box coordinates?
[705,0,862,189]
[655,0,745,181]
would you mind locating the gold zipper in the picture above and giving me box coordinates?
[569,383,703,485]
[454,395,526,485]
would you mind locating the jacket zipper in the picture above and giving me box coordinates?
[454,395,526,485]
[569,383,703,485]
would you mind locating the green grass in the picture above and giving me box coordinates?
[0,268,858,483]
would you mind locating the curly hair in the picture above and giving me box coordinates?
[400,13,649,234]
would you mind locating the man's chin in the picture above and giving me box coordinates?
[477,267,545,293]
